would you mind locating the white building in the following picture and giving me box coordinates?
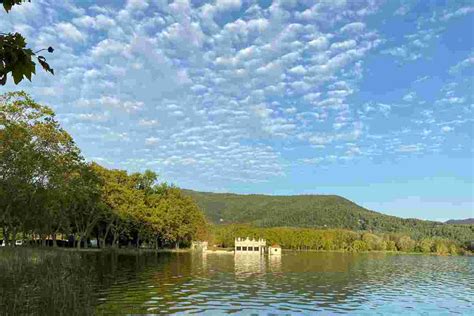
[268,244,282,255]
[235,237,266,254]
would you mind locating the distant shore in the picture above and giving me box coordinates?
[2,246,471,256]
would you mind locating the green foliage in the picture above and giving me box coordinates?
[0,92,207,249]
[1,1,54,85]
[352,240,368,252]
[212,224,467,255]
[1,91,82,244]
[417,239,434,253]
[362,233,385,251]
[385,240,397,251]
[184,190,474,245]
[396,235,416,252]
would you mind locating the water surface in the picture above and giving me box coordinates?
[0,249,472,315]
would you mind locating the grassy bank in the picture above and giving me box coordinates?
[0,248,97,315]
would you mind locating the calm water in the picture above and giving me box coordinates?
[0,249,473,315]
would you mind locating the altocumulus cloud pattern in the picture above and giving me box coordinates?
[0,1,472,215]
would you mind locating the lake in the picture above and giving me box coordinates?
[0,249,472,315]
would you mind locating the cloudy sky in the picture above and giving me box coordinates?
[1,0,473,221]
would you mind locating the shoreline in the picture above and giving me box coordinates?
[1,246,471,256]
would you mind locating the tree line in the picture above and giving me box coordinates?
[0,92,207,249]
[185,190,474,246]
[212,225,473,255]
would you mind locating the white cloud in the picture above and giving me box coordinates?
[91,39,127,58]
[145,137,160,145]
[441,6,474,21]
[340,22,365,34]
[397,144,423,153]
[216,0,241,11]
[55,22,85,42]
[125,0,149,11]
[441,126,453,133]
[6,0,469,189]
[403,92,416,102]
[449,53,474,74]
[139,119,159,127]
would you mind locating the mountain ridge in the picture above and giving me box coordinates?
[182,189,473,243]
[446,218,474,225]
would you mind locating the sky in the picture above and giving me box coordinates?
[1,0,473,221]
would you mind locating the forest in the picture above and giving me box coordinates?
[0,92,207,249]
[185,190,474,246]
[212,225,472,255]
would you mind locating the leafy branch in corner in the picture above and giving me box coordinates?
[0,0,54,85]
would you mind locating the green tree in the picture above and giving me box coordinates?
[92,164,144,248]
[396,235,416,252]
[362,233,385,251]
[68,164,104,249]
[352,240,368,252]
[0,92,81,245]
[417,239,434,253]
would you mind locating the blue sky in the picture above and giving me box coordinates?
[1,0,473,221]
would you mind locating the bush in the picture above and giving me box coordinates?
[385,240,397,251]
[449,244,458,255]
[417,239,433,253]
[396,236,416,252]
[435,241,449,255]
[352,240,369,252]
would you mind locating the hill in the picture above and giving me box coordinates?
[183,190,474,244]
[446,218,474,225]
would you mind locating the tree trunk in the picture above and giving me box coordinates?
[104,223,113,248]
[52,233,57,247]
[84,237,88,249]
[175,241,179,250]
[76,236,82,249]
[136,234,140,250]
[2,226,7,247]
[112,232,119,248]
[11,227,17,247]
[96,230,101,249]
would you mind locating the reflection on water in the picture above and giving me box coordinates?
[0,249,473,315]
[234,252,266,277]
[269,253,282,272]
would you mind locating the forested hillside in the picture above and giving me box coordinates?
[446,218,474,225]
[183,190,474,244]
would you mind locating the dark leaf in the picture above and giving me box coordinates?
[37,56,54,75]
[12,66,24,84]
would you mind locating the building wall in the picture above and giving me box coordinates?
[235,237,266,254]
[268,246,282,255]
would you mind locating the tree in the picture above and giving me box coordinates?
[92,164,146,248]
[146,186,206,249]
[1,0,54,85]
[417,239,434,253]
[68,164,104,249]
[0,91,82,245]
[396,235,416,252]
[362,233,385,251]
